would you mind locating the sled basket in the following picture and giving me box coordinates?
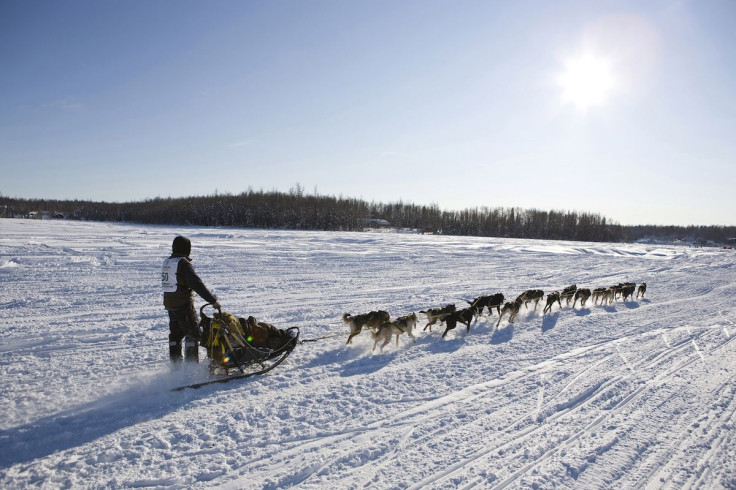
[199,304,299,373]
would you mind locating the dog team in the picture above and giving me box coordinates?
[343,282,647,351]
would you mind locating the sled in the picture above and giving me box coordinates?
[169,346,296,391]
[170,303,300,391]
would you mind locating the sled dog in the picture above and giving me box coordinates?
[636,283,647,299]
[468,293,505,317]
[372,313,418,351]
[560,284,577,305]
[543,292,561,314]
[620,282,636,301]
[592,287,607,305]
[573,288,592,308]
[420,304,456,332]
[496,298,523,327]
[344,310,390,344]
[441,307,479,338]
[517,289,544,310]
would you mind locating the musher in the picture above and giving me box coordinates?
[161,235,220,362]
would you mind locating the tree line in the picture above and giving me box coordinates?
[1,189,734,245]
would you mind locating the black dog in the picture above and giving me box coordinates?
[441,307,479,338]
[468,293,504,317]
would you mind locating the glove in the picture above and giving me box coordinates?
[212,301,221,311]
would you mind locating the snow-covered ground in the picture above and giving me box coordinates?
[1,219,735,489]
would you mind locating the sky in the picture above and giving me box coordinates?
[1,0,734,226]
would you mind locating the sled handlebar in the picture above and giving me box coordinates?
[200,302,222,317]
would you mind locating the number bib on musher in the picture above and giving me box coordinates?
[161,257,183,292]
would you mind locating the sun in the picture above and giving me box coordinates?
[557,53,616,112]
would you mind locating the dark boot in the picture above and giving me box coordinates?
[169,340,183,362]
[184,336,199,362]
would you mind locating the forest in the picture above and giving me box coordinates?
[2,188,734,245]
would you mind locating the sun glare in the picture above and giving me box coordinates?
[557,53,616,112]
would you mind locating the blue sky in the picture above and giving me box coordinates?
[1,0,734,226]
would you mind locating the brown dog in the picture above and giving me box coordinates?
[573,288,592,308]
[516,289,544,310]
[420,304,456,332]
[592,287,607,305]
[560,284,577,306]
[496,298,523,327]
[343,310,390,344]
[543,292,561,314]
[372,313,418,351]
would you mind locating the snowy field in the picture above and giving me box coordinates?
[1,218,735,489]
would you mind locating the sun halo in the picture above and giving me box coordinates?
[557,53,616,113]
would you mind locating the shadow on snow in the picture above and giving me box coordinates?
[573,308,592,316]
[491,324,515,344]
[0,367,221,468]
[542,312,560,332]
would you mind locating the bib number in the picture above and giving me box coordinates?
[161,257,182,292]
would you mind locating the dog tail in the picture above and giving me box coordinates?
[370,324,386,339]
[342,313,352,323]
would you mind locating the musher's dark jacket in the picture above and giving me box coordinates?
[163,254,218,309]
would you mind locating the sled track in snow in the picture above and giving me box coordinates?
[631,372,736,489]
[446,325,736,489]
[507,334,730,486]
[217,322,736,489]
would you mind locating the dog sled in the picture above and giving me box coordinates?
[171,303,300,391]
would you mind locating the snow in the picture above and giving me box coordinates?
[1,218,735,489]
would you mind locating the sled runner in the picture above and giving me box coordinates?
[170,303,299,391]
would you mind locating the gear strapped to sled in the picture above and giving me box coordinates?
[198,304,299,375]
